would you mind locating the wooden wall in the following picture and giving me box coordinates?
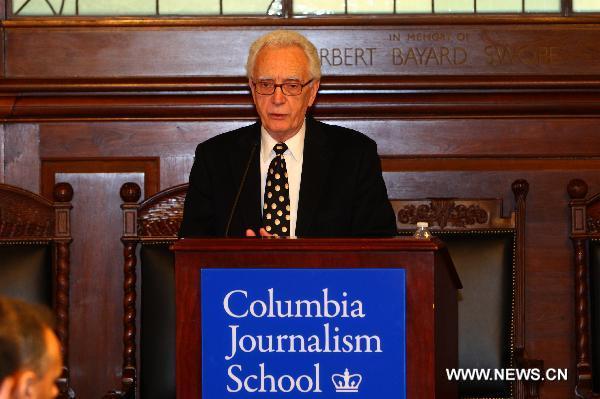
[2,11,600,398]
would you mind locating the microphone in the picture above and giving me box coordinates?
[225,142,258,237]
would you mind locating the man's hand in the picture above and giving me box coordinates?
[245,228,273,237]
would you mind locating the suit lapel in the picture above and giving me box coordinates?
[296,118,333,236]
[228,123,262,234]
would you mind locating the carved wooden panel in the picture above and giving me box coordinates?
[585,198,600,235]
[138,184,187,237]
[5,24,600,78]
[36,119,600,162]
[391,198,513,230]
[0,184,54,237]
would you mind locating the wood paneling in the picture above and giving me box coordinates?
[3,123,39,192]
[0,124,4,182]
[5,24,600,78]
[6,115,595,399]
[40,158,159,199]
[341,119,600,157]
[38,122,248,158]
[0,27,4,77]
[2,17,600,399]
[38,121,248,190]
[35,118,600,159]
[58,172,144,399]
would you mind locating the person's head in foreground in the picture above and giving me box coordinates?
[246,29,321,142]
[0,297,62,399]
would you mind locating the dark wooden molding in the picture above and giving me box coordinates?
[4,76,600,93]
[4,15,600,28]
[3,87,600,121]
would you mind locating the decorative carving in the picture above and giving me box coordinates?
[394,179,541,399]
[55,241,72,399]
[512,179,529,399]
[138,193,186,237]
[0,190,54,237]
[587,217,600,234]
[122,241,137,396]
[511,179,529,202]
[573,238,594,399]
[396,199,488,229]
[567,179,596,398]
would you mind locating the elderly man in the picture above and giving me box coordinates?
[180,30,396,237]
[0,297,62,399]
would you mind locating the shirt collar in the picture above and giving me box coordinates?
[260,120,305,162]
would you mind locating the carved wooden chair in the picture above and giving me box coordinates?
[568,178,600,399]
[0,182,73,398]
[391,179,542,399]
[107,182,186,399]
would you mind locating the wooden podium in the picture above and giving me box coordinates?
[173,237,461,399]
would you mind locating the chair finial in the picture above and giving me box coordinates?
[512,179,529,201]
[53,183,73,202]
[568,179,588,200]
[120,182,141,203]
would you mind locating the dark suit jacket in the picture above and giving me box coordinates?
[179,117,397,237]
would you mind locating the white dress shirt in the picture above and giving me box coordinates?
[260,121,305,237]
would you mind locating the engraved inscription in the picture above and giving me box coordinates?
[318,31,565,72]
[388,31,469,67]
[406,32,453,42]
[388,31,470,42]
[320,48,376,67]
[392,47,467,66]
[485,45,560,66]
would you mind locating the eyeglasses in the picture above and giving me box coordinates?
[252,79,314,96]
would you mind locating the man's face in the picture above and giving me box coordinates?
[18,329,62,399]
[250,45,320,141]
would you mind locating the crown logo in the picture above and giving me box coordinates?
[331,368,362,393]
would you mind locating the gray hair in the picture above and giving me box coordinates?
[246,30,321,81]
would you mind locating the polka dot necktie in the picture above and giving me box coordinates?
[263,143,290,237]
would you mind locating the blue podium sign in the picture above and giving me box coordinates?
[201,268,406,398]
